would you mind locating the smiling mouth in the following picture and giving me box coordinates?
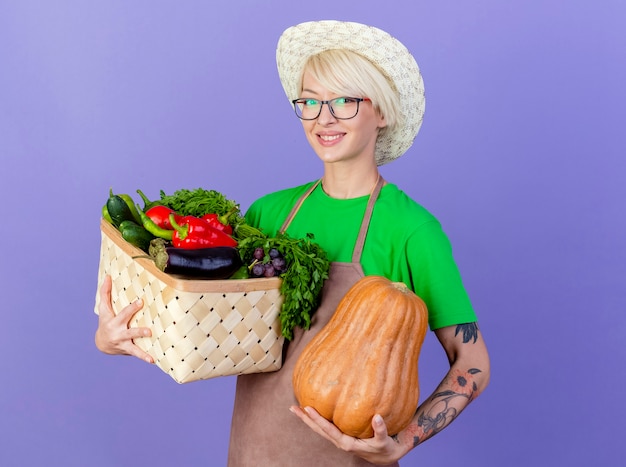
[319,134,343,142]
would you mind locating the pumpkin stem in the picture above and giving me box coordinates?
[392,282,410,294]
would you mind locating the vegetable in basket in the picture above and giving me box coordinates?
[156,188,239,219]
[238,232,330,340]
[106,190,142,228]
[170,214,238,249]
[101,204,113,223]
[137,202,238,249]
[149,238,242,279]
[119,220,155,252]
[136,206,174,241]
[136,187,264,241]
[145,205,179,229]
[136,188,164,212]
[201,206,237,235]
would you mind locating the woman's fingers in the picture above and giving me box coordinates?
[95,275,153,363]
[97,275,114,318]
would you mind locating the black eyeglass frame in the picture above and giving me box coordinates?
[291,97,372,120]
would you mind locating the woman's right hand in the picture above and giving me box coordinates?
[95,275,154,364]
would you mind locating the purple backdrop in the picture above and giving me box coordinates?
[1,1,624,465]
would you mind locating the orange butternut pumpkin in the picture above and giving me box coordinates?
[292,275,428,438]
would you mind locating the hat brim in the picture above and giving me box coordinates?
[276,20,425,165]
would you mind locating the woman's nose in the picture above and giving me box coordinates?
[317,102,337,124]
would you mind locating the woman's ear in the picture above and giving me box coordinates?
[377,112,387,130]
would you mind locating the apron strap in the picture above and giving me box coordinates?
[278,175,385,263]
[352,174,384,263]
[279,180,321,234]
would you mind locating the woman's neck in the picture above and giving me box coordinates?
[321,164,380,199]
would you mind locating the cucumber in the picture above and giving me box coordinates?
[107,194,136,228]
[119,220,155,252]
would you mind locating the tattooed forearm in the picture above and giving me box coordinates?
[395,367,483,448]
[455,322,479,343]
[391,324,490,453]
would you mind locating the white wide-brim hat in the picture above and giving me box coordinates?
[276,20,425,165]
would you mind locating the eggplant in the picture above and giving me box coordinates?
[149,239,243,279]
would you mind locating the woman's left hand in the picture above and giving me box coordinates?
[289,405,407,465]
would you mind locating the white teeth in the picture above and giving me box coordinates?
[319,134,342,141]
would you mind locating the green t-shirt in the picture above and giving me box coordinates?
[245,181,477,330]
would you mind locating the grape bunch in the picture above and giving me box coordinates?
[250,247,287,278]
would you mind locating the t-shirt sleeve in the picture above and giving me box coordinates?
[243,193,288,236]
[406,220,477,330]
[244,198,263,229]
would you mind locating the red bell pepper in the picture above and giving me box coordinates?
[201,214,233,235]
[169,214,237,249]
[145,205,182,230]
[200,206,238,235]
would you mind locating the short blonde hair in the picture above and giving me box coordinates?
[299,49,403,135]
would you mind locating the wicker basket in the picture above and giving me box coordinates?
[94,219,285,384]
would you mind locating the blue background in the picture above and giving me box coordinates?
[1,1,624,465]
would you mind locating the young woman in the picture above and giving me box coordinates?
[96,20,490,466]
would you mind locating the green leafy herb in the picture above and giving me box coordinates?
[159,188,240,219]
[157,187,260,235]
[238,232,330,340]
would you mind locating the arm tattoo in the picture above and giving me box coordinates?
[392,325,484,447]
[455,322,479,343]
[399,368,483,448]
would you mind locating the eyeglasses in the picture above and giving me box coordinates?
[292,97,371,120]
